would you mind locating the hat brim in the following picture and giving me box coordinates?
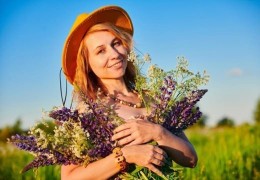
[62,6,134,84]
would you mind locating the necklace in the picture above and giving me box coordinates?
[109,94,143,108]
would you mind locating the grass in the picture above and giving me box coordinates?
[182,124,260,180]
[0,144,60,180]
[0,124,259,180]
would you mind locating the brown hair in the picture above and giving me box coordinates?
[74,23,136,100]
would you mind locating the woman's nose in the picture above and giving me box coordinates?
[108,46,120,59]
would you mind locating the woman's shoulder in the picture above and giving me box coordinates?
[72,90,89,114]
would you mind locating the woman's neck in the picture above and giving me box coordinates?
[101,78,130,96]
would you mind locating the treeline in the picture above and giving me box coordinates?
[0,118,26,142]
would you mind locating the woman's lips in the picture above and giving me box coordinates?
[108,60,123,68]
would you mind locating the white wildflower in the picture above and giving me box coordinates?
[143,53,151,63]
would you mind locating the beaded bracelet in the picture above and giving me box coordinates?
[112,147,127,171]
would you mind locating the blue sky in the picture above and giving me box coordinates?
[0,0,259,128]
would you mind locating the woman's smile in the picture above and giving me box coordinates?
[108,60,123,68]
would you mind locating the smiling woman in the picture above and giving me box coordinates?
[76,24,131,99]
[60,5,198,180]
[6,3,210,179]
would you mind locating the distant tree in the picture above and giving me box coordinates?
[12,118,23,134]
[0,118,25,142]
[254,98,260,124]
[196,114,208,127]
[217,117,235,127]
[0,127,12,142]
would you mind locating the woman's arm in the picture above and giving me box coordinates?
[155,125,198,168]
[61,144,167,179]
[112,119,197,168]
[61,153,120,180]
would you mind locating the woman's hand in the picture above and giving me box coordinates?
[112,119,163,146]
[122,144,167,176]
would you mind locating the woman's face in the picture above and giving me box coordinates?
[84,31,128,80]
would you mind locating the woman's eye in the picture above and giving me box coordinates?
[113,40,122,47]
[97,49,105,54]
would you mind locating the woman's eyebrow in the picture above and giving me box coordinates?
[93,37,119,52]
[94,44,104,50]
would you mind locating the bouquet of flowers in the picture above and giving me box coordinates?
[8,51,209,179]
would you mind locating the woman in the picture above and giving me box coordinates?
[61,5,197,179]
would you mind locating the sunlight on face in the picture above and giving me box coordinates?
[84,31,128,80]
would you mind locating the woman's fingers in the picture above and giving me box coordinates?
[113,119,157,145]
[148,150,166,167]
[153,152,166,164]
[111,128,132,141]
[117,134,135,146]
[122,144,168,177]
[113,119,144,133]
[154,146,168,158]
[146,164,163,176]
[125,138,140,146]
[113,123,129,133]
[145,146,168,168]
[150,157,165,166]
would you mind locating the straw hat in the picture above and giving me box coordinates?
[62,5,134,84]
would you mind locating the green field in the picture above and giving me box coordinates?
[1,124,259,180]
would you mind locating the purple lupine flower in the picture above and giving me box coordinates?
[80,111,115,158]
[10,135,40,153]
[49,107,79,122]
[76,100,117,158]
[88,142,113,158]
[21,150,83,173]
[158,76,176,109]
[149,76,176,123]
[162,89,207,135]
[9,134,85,172]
